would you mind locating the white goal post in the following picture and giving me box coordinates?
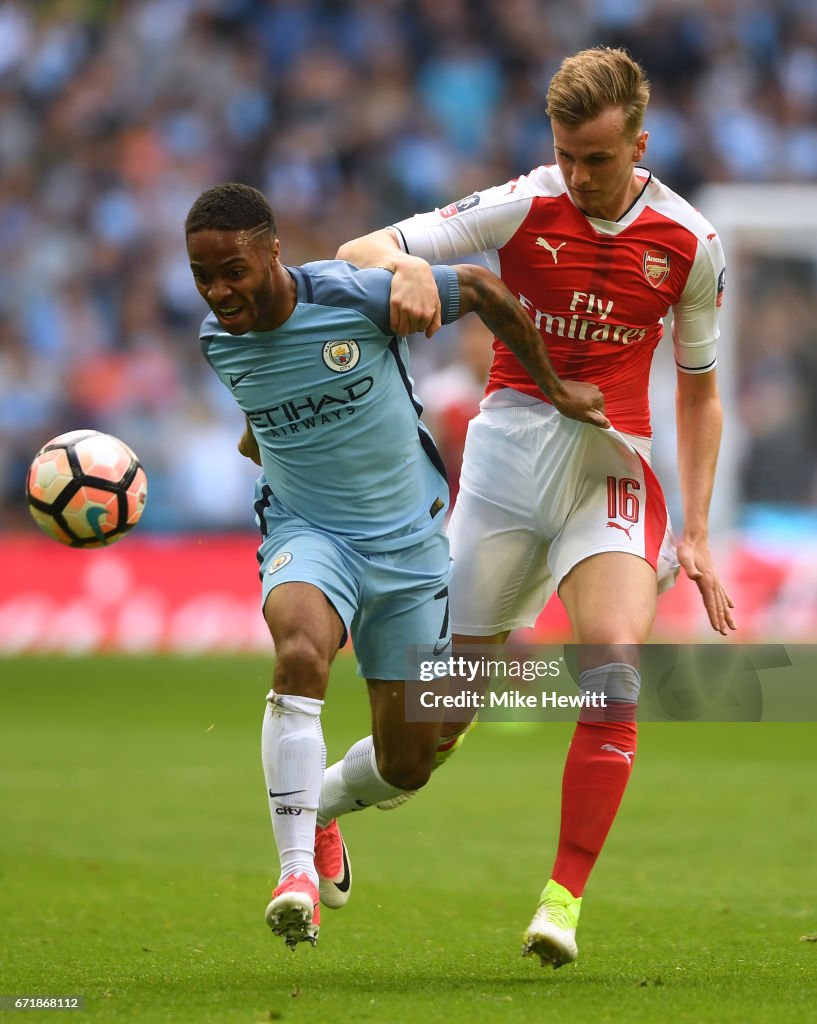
[650,184,817,537]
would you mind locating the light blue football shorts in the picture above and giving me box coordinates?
[255,488,451,681]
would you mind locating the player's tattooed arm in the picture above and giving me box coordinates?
[238,415,261,465]
[453,264,610,428]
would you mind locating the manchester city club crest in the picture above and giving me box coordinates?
[322,339,360,372]
[268,551,293,574]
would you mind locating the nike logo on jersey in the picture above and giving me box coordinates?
[229,369,253,388]
[601,743,634,764]
[535,237,566,264]
[606,521,633,540]
[268,788,307,799]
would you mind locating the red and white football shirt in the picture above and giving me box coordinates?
[392,167,724,438]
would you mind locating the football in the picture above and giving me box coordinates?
[25,430,148,548]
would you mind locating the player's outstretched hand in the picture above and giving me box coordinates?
[389,254,442,338]
[238,418,262,466]
[551,380,611,428]
[677,538,736,635]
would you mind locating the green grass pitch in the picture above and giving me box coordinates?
[1,654,816,1023]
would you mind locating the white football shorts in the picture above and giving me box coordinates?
[448,403,679,635]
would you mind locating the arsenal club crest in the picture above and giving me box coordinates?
[643,250,670,288]
[322,339,360,372]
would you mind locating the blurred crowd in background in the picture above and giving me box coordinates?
[2,0,817,532]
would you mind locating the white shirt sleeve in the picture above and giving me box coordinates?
[672,231,725,374]
[391,181,534,264]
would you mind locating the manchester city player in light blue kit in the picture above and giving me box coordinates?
[185,182,606,950]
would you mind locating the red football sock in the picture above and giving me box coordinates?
[551,717,637,898]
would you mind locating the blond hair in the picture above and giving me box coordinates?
[546,47,651,140]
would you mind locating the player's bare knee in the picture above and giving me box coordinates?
[273,635,330,698]
[578,642,641,671]
[376,749,433,791]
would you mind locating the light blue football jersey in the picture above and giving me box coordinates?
[200,260,460,551]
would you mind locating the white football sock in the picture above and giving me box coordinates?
[261,690,325,887]
[317,736,407,827]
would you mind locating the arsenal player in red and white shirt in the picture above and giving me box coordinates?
[337,47,736,968]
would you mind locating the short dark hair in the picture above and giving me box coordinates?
[184,182,276,237]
